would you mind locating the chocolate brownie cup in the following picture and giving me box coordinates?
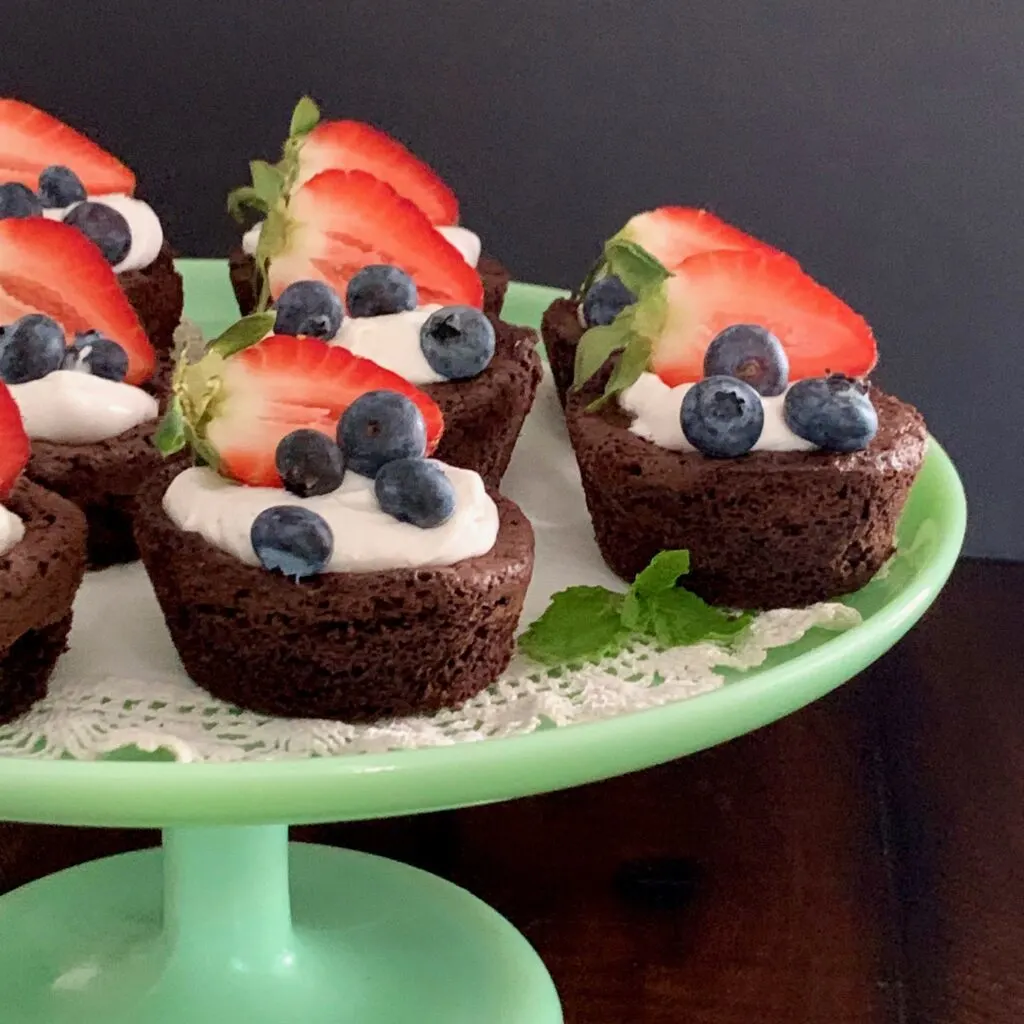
[228,245,511,319]
[541,296,584,406]
[118,243,184,354]
[27,420,164,568]
[566,370,927,609]
[424,316,542,488]
[134,464,534,721]
[0,479,87,723]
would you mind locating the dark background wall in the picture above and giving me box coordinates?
[1,1,1017,557]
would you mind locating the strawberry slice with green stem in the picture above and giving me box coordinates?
[268,169,482,308]
[616,206,785,270]
[296,119,459,225]
[0,382,30,500]
[158,316,445,488]
[0,217,154,385]
[0,98,135,195]
[575,247,877,402]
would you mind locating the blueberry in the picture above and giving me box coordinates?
[0,314,66,384]
[38,165,87,208]
[275,428,346,497]
[346,265,418,317]
[680,375,764,457]
[338,390,427,477]
[703,324,789,397]
[0,182,42,220]
[582,275,635,327]
[375,457,456,528]
[783,375,878,452]
[274,280,344,340]
[62,331,129,381]
[419,305,495,380]
[250,505,334,580]
[63,201,131,265]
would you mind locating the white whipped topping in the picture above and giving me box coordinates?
[620,372,818,453]
[163,462,499,574]
[0,505,25,557]
[329,305,445,385]
[42,193,164,273]
[11,370,158,444]
[241,221,481,268]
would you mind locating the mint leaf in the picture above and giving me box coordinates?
[207,312,277,357]
[622,549,691,628]
[226,185,267,222]
[518,586,629,666]
[573,306,636,389]
[643,589,752,648]
[249,160,285,209]
[289,96,321,138]
[603,238,670,295]
[153,398,186,456]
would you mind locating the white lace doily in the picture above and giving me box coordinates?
[0,592,858,763]
[0,320,862,764]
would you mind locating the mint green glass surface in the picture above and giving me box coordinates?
[0,261,964,1024]
[0,259,966,829]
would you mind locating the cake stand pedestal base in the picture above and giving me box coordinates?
[0,825,562,1024]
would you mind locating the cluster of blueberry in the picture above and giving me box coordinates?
[682,325,878,457]
[251,390,456,580]
[274,266,496,380]
[0,314,129,385]
[0,166,131,265]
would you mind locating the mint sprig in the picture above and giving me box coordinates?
[518,550,753,666]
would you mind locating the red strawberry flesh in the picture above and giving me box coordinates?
[270,169,482,308]
[297,120,458,225]
[205,334,444,487]
[0,382,29,500]
[650,249,877,386]
[0,218,154,385]
[0,99,135,195]
[621,206,790,270]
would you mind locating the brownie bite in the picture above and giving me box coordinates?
[118,242,184,355]
[0,480,87,723]
[540,296,582,406]
[566,372,927,609]
[135,464,534,721]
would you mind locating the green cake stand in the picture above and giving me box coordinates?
[0,261,967,1024]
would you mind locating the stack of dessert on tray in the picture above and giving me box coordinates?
[0,97,927,730]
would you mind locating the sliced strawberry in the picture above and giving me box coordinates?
[296,120,458,225]
[649,249,877,385]
[0,99,135,195]
[0,382,29,500]
[0,218,154,385]
[618,206,789,270]
[202,334,444,487]
[270,169,482,308]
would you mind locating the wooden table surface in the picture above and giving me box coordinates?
[1,558,1019,1023]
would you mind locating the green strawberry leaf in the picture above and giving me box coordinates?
[603,238,670,295]
[289,95,321,138]
[586,333,652,411]
[518,586,629,666]
[621,549,691,628]
[573,306,637,390]
[226,185,267,223]
[184,421,220,471]
[153,398,186,456]
[249,160,285,209]
[207,312,277,358]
